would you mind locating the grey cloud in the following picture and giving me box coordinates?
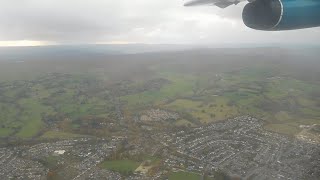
[0,0,319,44]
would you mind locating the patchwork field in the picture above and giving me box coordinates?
[0,48,319,141]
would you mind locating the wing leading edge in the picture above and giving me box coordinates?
[184,0,246,8]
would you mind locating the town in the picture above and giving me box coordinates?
[158,116,320,179]
[1,116,319,180]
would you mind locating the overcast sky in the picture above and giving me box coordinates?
[0,0,320,46]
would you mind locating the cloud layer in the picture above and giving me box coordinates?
[0,0,319,44]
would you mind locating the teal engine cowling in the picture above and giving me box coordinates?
[242,0,320,30]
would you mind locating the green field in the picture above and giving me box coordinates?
[41,131,87,139]
[121,75,194,109]
[168,171,202,180]
[175,119,195,127]
[0,128,12,137]
[166,98,238,123]
[100,160,140,174]
[264,123,301,135]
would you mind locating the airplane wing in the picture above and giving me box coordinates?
[184,0,246,8]
[184,0,320,31]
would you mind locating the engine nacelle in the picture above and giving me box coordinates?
[242,0,320,30]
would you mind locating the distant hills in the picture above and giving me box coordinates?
[0,44,319,61]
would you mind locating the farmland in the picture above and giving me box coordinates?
[0,48,319,140]
[0,47,319,179]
